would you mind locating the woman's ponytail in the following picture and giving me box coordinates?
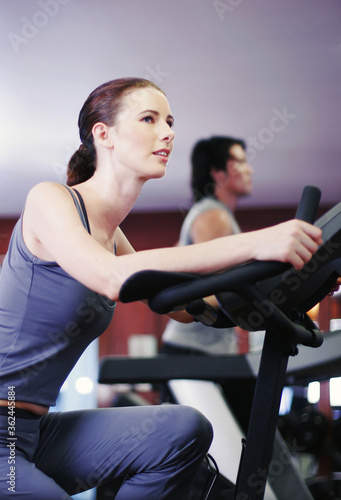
[67,144,95,186]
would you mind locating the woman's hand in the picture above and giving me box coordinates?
[251,220,323,270]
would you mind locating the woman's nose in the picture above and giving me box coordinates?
[161,124,175,143]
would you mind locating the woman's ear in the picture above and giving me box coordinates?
[92,122,113,148]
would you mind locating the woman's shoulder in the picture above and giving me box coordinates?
[24,182,81,236]
[25,182,76,214]
[27,181,68,199]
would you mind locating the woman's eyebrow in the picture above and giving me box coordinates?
[138,109,159,116]
[138,109,174,123]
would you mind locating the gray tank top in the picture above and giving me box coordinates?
[0,186,116,406]
[162,197,241,354]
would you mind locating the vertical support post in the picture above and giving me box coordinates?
[234,330,292,500]
[317,296,332,476]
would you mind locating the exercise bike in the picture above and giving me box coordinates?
[99,186,341,499]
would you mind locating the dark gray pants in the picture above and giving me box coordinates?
[0,405,212,499]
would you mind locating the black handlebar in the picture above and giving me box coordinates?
[294,185,321,222]
[148,186,322,327]
[119,185,339,348]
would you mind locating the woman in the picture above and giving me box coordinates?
[0,78,322,499]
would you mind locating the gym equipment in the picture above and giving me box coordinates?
[99,329,341,386]
[99,333,341,498]
[99,186,341,499]
[332,417,341,452]
[292,408,330,454]
[307,475,341,500]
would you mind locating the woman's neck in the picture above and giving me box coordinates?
[74,168,145,236]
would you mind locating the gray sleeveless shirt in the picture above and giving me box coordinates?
[0,187,116,406]
[162,197,240,354]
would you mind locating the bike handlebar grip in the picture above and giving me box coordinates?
[185,299,236,328]
[295,185,321,223]
[186,299,218,326]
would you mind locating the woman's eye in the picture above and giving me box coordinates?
[142,116,154,123]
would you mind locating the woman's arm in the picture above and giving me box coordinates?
[23,183,323,303]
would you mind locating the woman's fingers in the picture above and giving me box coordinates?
[292,225,321,268]
[255,220,322,270]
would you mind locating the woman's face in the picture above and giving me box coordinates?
[108,87,175,181]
